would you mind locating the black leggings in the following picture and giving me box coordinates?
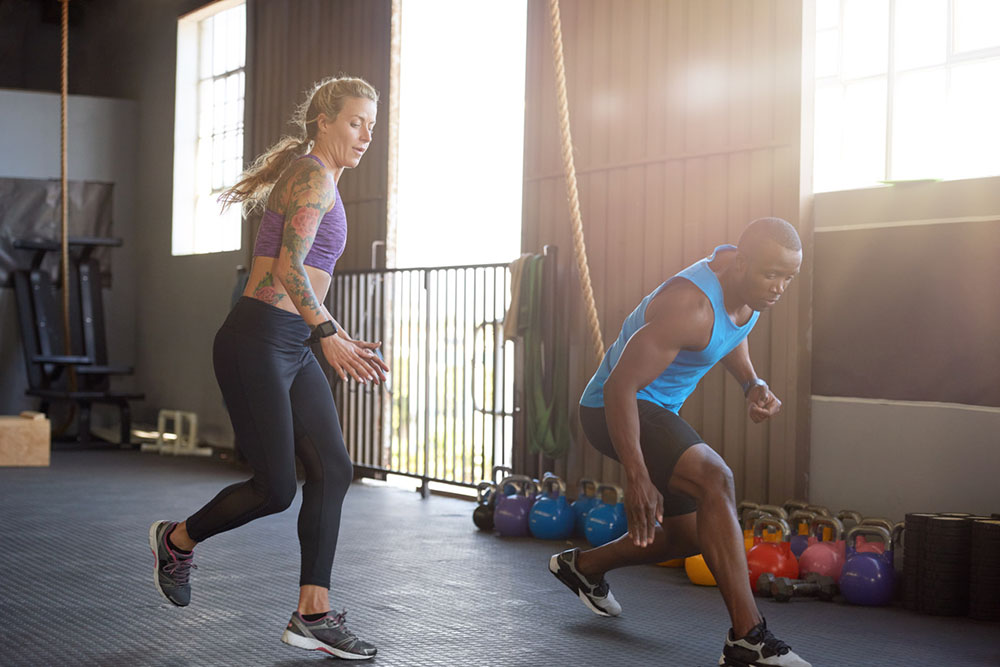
[579,400,702,517]
[185,297,354,588]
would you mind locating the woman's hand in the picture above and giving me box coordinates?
[320,334,379,384]
[625,468,663,548]
[350,339,389,384]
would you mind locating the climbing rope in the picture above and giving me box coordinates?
[547,0,605,364]
[60,0,71,358]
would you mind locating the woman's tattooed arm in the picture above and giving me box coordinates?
[274,161,336,323]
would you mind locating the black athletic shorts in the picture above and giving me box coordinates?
[579,400,702,517]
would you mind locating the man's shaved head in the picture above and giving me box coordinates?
[737,217,801,259]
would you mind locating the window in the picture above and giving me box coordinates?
[813,0,1000,192]
[392,0,526,267]
[173,0,246,255]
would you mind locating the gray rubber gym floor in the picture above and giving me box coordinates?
[1,450,997,667]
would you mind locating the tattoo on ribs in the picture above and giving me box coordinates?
[252,273,285,306]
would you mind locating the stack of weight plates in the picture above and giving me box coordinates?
[903,513,934,611]
[919,516,973,616]
[970,519,1000,621]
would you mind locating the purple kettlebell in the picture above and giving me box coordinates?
[493,475,537,537]
[840,524,895,606]
[789,510,817,558]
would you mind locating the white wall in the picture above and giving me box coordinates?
[810,397,1000,519]
[0,89,137,421]
[809,176,1000,520]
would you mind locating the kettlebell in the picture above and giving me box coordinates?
[473,481,496,531]
[737,501,760,525]
[836,509,863,532]
[492,465,514,495]
[571,478,599,536]
[529,475,575,540]
[758,504,789,520]
[685,554,717,586]
[585,484,627,547]
[743,508,783,552]
[856,517,894,554]
[747,516,799,592]
[493,475,537,537]
[798,516,846,582]
[782,499,809,515]
[788,510,817,558]
[840,524,895,606]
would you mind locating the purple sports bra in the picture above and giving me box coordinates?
[252,154,347,275]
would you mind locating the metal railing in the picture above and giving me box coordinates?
[329,263,514,493]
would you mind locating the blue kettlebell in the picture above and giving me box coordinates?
[585,484,628,547]
[529,475,574,540]
[493,475,537,537]
[839,524,896,606]
[571,478,598,536]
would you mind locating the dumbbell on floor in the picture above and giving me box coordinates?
[756,572,837,601]
[773,574,837,602]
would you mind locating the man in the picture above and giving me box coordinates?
[550,217,810,667]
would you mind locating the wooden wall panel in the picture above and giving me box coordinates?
[245,0,391,272]
[523,0,811,504]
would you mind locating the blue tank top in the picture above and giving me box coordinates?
[580,245,759,413]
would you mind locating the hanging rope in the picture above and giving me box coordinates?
[547,0,605,364]
[60,0,71,358]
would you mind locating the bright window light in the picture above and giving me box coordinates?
[813,0,1000,192]
[173,0,246,256]
[394,0,526,268]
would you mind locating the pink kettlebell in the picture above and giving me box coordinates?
[798,516,847,583]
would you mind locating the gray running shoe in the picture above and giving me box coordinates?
[548,548,622,617]
[148,520,196,607]
[281,610,377,660]
[718,618,811,666]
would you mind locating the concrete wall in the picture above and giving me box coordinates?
[124,0,242,447]
[0,89,137,423]
[1,0,238,446]
[810,176,1000,519]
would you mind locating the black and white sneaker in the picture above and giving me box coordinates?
[719,618,811,666]
[548,548,622,617]
[148,520,196,607]
[281,610,377,660]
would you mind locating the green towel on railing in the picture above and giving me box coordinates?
[517,254,570,458]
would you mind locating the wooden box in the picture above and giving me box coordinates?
[0,412,51,467]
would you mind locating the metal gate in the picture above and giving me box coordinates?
[329,263,514,492]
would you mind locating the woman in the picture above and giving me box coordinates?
[149,75,388,660]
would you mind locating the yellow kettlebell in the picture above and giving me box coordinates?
[657,558,684,568]
[684,554,717,586]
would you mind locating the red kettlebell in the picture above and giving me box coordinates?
[747,516,799,592]
[798,516,847,583]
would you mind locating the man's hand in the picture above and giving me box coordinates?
[747,384,782,423]
[625,469,663,548]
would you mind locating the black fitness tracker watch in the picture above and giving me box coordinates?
[303,320,337,346]
[742,377,767,397]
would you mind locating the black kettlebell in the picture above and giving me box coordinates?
[473,481,496,531]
